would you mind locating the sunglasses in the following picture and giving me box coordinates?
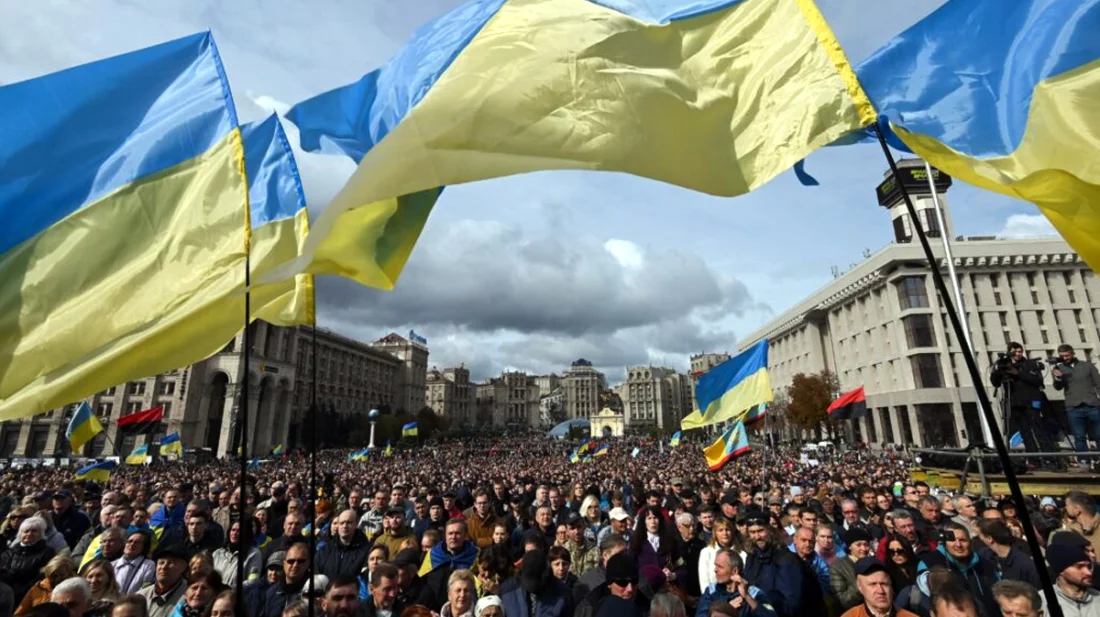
[285,559,308,565]
[888,548,906,555]
[611,579,637,588]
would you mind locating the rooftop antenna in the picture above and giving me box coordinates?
[830,265,840,278]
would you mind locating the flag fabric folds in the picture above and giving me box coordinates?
[274,444,285,456]
[631,447,640,459]
[65,402,103,454]
[0,33,314,421]
[594,443,609,457]
[682,340,773,430]
[384,441,393,457]
[402,422,419,438]
[126,444,149,465]
[117,406,164,434]
[1009,432,1025,450]
[704,421,751,472]
[569,451,581,464]
[160,432,184,456]
[744,403,768,425]
[75,460,117,482]
[827,386,867,421]
[855,0,1100,272]
[669,432,682,448]
[272,0,875,291]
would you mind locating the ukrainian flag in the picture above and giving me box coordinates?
[704,421,751,472]
[669,431,682,448]
[402,422,419,438]
[265,0,875,290]
[681,340,772,430]
[594,443,609,457]
[569,451,580,464]
[160,432,184,457]
[0,33,313,421]
[65,402,103,454]
[384,441,393,457]
[274,444,285,456]
[126,444,149,465]
[75,460,117,482]
[855,0,1100,271]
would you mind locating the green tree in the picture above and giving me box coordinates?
[785,370,840,440]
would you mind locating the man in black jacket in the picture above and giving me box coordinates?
[315,510,371,581]
[991,342,1058,462]
[743,514,805,617]
[976,519,1041,589]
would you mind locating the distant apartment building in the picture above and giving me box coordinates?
[426,366,473,426]
[621,366,694,430]
[562,359,607,419]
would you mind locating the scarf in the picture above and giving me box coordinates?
[169,601,205,617]
[420,541,479,576]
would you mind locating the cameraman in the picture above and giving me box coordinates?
[1052,344,1100,462]
[990,342,1058,463]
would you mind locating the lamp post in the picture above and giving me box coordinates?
[367,408,379,450]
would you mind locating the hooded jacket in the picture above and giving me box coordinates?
[744,543,804,617]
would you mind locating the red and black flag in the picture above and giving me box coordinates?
[827,386,867,421]
[117,406,164,434]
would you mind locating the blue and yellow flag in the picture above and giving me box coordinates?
[855,0,1100,271]
[384,441,393,457]
[269,0,875,291]
[402,422,419,438]
[0,34,314,421]
[569,450,580,464]
[126,444,149,465]
[704,421,751,472]
[160,432,183,457]
[75,460,117,482]
[273,444,285,456]
[682,340,772,430]
[349,447,370,461]
[669,431,682,448]
[593,443,609,457]
[65,402,103,454]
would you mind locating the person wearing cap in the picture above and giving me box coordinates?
[843,558,918,617]
[574,552,647,617]
[1048,542,1100,615]
[263,551,285,585]
[831,527,874,611]
[597,508,631,546]
[696,548,776,617]
[136,544,188,617]
[565,513,600,577]
[393,548,425,608]
[499,549,571,617]
[316,510,371,582]
[50,491,91,551]
[374,507,413,560]
[463,489,502,550]
[414,497,449,541]
[743,513,805,617]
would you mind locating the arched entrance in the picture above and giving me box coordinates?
[205,372,229,449]
[602,426,613,439]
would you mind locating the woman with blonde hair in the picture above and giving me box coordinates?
[697,518,737,591]
[81,559,121,617]
[14,554,74,615]
[188,553,215,582]
[440,570,476,617]
[578,495,604,544]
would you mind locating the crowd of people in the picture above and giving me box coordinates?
[0,436,1095,617]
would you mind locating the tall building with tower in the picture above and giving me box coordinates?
[562,359,607,419]
[740,159,1100,448]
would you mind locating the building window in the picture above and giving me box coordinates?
[127,402,142,414]
[131,381,146,396]
[97,403,113,418]
[903,314,935,348]
[159,382,175,395]
[897,277,929,310]
[910,354,944,388]
[102,386,117,397]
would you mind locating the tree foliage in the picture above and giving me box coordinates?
[785,371,840,436]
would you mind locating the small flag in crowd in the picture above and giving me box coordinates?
[384,441,392,457]
[1009,432,1025,450]
[249,457,260,470]
[66,402,103,454]
[594,443,609,457]
[349,447,370,461]
[704,421,750,472]
[582,456,593,464]
[827,386,867,420]
[631,447,640,458]
[125,444,148,465]
[75,460,117,482]
[669,431,682,448]
[569,451,580,464]
[118,406,164,434]
[274,444,285,456]
[159,432,183,456]
[402,422,418,438]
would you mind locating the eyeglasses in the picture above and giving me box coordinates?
[888,548,906,556]
[285,559,308,565]
[611,579,636,588]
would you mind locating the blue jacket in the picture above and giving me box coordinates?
[788,545,830,597]
[499,576,572,617]
[744,544,804,617]
[696,583,777,617]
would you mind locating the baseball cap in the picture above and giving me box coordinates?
[854,557,887,577]
[385,506,406,517]
[394,549,421,568]
[52,489,73,500]
[153,543,190,562]
[34,490,52,501]
[608,507,630,522]
[1040,497,1056,508]
[767,496,783,506]
[565,513,584,527]
[267,551,286,569]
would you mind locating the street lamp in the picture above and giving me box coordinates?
[367,408,379,450]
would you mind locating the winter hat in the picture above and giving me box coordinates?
[520,550,547,593]
[475,596,503,617]
[1046,542,1090,578]
[843,527,873,547]
[605,552,639,585]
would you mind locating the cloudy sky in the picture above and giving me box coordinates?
[1,0,1060,384]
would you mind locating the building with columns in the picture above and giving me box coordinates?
[426,366,473,426]
[739,159,1100,448]
[562,359,607,419]
[370,333,430,414]
[620,366,694,430]
[0,323,429,459]
[474,372,540,428]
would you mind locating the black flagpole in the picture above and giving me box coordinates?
[309,324,319,617]
[236,254,251,613]
[872,124,1063,617]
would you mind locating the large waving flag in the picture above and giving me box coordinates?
[682,340,772,430]
[856,0,1100,271]
[117,407,164,435]
[0,33,313,421]
[125,444,149,465]
[268,0,876,291]
[160,432,184,457]
[65,402,103,454]
[827,386,867,421]
[704,421,751,472]
[75,460,117,482]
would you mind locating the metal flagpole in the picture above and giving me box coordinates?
[761,410,768,488]
[308,324,319,617]
[236,255,251,614]
[923,160,995,447]
[873,125,1062,616]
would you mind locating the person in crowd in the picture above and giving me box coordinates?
[263,513,305,561]
[882,534,918,592]
[171,573,223,617]
[361,563,402,617]
[392,549,426,609]
[631,506,681,587]
[188,554,214,583]
[440,570,477,617]
[830,528,872,611]
[975,519,1040,589]
[257,543,312,617]
[674,512,704,599]
[699,519,738,594]
[597,509,631,546]
[843,557,918,617]
[928,582,980,617]
[991,580,1042,617]
[464,490,502,550]
[136,545,189,617]
[417,519,479,612]
[815,526,843,567]
[52,492,92,552]
[788,527,828,617]
[316,510,371,582]
[110,595,149,617]
[319,576,360,617]
[574,534,627,605]
[366,546,390,580]
[1047,542,1099,616]
[212,520,263,587]
[1,517,58,605]
[15,555,76,616]
[574,552,647,617]
[743,514,804,617]
[81,559,121,617]
[474,595,503,617]
[50,578,92,617]
[547,546,576,592]
[696,549,776,617]
[375,508,414,560]
[564,514,599,579]
[1065,491,1100,557]
[919,522,998,617]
